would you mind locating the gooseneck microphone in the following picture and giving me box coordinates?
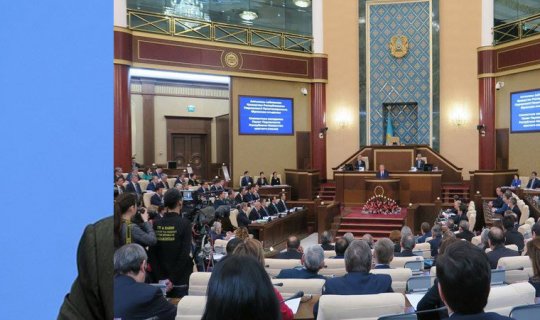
[280,291,304,303]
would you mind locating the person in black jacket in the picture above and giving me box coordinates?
[149,189,193,297]
[487,227,519,269]
[274,236,303,259]
[114,244,176,320]
[428,224,443,258]
[256,171,268,186]
[236,202,251,228]
[270,171,281,186]
[240,171,253,187]
[320,230,335,251]
[503,214,524,252]
[456,220,475,242]
[508,197,522,222]
[394,235,415,257]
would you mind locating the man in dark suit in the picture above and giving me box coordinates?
[320,230,335,251]
[375,164,390,179]
[157,174,170,190]
[414,154,426,170]
[235,188,247,203]
[333,237,349,259]
[354,155,366,170]
[417,222,432,243]
[267,196,281,215]
[146,176,159,192]
[489,187,505,209]
[492,192,511,215]
[150,186,164,207]
[271,171,281,186]
[249,201,268,220]
[373,238,394,269]
[395,235,415,257]
[115,177,126,195]
[503,215,524,252]
[436,241,513,320]
[198,181,211,195]
[210,179,225,193]
[276,245,326,279]
[236,203,251,228]
[256,171,269,186]
[428,225,443,257]
[456,220,475,242]
[508,197,522,222]
[487,227,519,269]
[213,191,227,209]
[114,244,176,320]
[274,236,303,259]
[125,174,143,200]
[114,167,124,182]
[187,174,199,187]
[277,193,288,212]
[126,169,141,182]
[240,171,253,187]
[526,171,540,189]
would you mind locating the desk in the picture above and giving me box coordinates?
[365,178,401,205]
[335,171,442,206]
[285,169,320,200]
[258,185,292,200]
[249,209,307,250]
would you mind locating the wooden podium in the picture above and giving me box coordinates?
[365,179,401,205]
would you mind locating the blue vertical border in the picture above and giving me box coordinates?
[359,0,440,150]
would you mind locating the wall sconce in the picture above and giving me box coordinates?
[450,107,468,127]
[335,110,352,129]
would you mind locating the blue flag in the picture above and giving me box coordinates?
[386,112,394,143]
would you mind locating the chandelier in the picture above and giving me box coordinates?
[164,0,210,29]
[294,0,311,8]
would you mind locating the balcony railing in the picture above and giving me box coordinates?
[493,13,540,45]
[127,9,313,53]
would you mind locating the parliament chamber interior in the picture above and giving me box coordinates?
[111,0,540,319]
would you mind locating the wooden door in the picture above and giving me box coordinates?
[171,134,208,178]
[296,131,311,169]
[495,128,509,170]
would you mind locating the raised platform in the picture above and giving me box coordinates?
[336,207,407,240]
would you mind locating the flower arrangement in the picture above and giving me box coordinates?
[361,195,401,215]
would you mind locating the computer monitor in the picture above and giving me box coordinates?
[182,190,193,201]
[168,161,177,169]
[424,164,433,172]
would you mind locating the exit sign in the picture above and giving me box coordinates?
[187,105,196,112]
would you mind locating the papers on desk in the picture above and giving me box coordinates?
[405,293,426,310]
[284,298,301,314]
[213,253,225,261]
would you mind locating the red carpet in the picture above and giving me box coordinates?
[336,207,408,239]
[345,208,408,219]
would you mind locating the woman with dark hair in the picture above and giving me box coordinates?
[142,168,154,181]
[526,238,540,297]
[511,174,522,188]
[202,255,281,320]
[114,193,156,249]
[231,239,293,320]
[271,171,281,186]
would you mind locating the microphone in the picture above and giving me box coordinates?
[280,291,304,303]
[273,282,284,287]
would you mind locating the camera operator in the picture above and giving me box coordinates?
[114,193,157,248]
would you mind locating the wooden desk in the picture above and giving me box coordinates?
[365,178,401,205]
[285,169,320,200]
[258,185,292,200]
[249,209,308,249]
[335,171,442,206]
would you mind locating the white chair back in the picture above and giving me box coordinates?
[319,259,347,277]
[497,256,533,284]
[371,268,412,294]
[264,259,302,278]
[143,191,155,208]
[271,278,325,299]
[360,156,370,171]
[139,179,149,191]
[317,293,405,320]
[485,282,536,316]
[229,209,239,228]
[485,244,518,254]
[175,296,206,320]
[167,178,176,189]
[390,256,424,269]
[471,235,482,246]
[324,250,336,258]
[188,272,211,296]
[519,205,530,226]
[468,210,477,231]
[412,242,431,259]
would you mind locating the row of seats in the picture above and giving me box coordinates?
[176,282,537,320]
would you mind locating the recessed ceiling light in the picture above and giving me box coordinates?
[239,10,258,21]
[294,0,311,8]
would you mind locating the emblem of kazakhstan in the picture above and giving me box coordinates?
[389,35,409,58]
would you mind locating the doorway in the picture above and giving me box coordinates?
[171,134,208,178]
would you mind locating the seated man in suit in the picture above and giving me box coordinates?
[492,191,512,215]
[526,171,540,189]
[213,191,228,210]
[153,167,164,179]
[333,237,349,259]
[243,185,255,203]
[114,167,124,181]
[417,222,432,243]
[126,168,141,182]
[276,245,326,279]
[146,176,159,192]
[236,202,251,228]
[503,214,524,253]
[114,243,176,320]
[436,241,513,320]
[157,174,170,190]
[240,171,253,187]
[150,186,165,207]
[277,192,288,212]
[256,171,269,186]
[508,197,522,222]
[210,179,224,193]
[375,164,390,179]
[488,187,505,210]
[354,155,366,170]
[320,230,335,251]
[267,196,281,215]
[187,173,200,187]
[373,238,394,269]
[198,181,211,195]
[414,153,425,170]
[486,227,519,269]
[115,176,126,195]
[456,220,475,242]
[395,234,415,257]
[428,224,443,258]
[125,174,143,198]
[249,200,268,221]
[235,188,248,203]
[271,171,281,186]
[323,240,392,295]
[274,236,303,259]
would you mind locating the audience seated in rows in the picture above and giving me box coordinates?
[114,243,176,320]
[274,236,303,260]
[373,238,394,269]
[276,245,326,279]
[487,227,519,269]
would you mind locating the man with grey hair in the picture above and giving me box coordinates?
[322,240,393,295]
[276,245,326,279]
[395,234,415,257]
[428,224,443,257]
[361,233,374,249]
[114,244,176,320]
[373,238,395,269]
[321,230,335,250]
[343,232,355,244]
[456,220,475,242]
[401,226,413,237]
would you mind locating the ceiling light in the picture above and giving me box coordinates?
[294,0,311,8]
[129,68,230,84]
[239,10,258,21]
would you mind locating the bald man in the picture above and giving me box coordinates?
[486,227,519,269]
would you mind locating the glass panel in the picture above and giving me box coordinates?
[494,0,540,25]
